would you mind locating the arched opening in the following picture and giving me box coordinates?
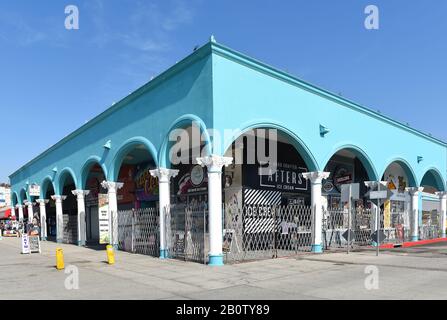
[114,143,158,210]
[419,169,445,239]
[11,192,18,208]
[82,162,107,245]
[381,160,417,243]
[219,127,318,261]
[222,128,316,208]
[42,179,56,241]
[58,170,77,244]
[322,147,377,210]
[421,169,445,193]
[169,122,211,206]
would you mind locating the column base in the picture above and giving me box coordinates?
[56,239,63,244]
[311,244,323,253]
[41,237,46,241]
[159,249,168,259]
[112,244,119,250]
[77,241,86,247]
[208,254,224,266]
[411,236,419,242]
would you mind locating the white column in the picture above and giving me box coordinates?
[36,199,49,240]
[72,190,90,246]
[24,200,34,222]
[150,168,179,259]
[436,192,447,238]
[10,206,16,218]
[303,171,331,253]
[51,195,67,243]
[101,181,123,248]
[197,155,233,266]
[16,205,24,222]
[406,187,423,241]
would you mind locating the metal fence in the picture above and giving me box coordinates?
[223,204,313,263]
[117,208,159,257]
[165,204,208,264]
[420,210,441,240]
[323,207,374,250]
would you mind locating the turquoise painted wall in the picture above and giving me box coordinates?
[10,44,214,201]
[10,40,447,202]
[210,43,447,191]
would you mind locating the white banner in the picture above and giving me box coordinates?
[21,234,30,254]
[29,184,41,197]
[98,194,110,244]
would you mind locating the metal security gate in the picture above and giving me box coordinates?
[117,208,159,257]
[323,207,374,250]
[383,209,410,245]
[223,204,313,263]
[420,210,441,240]
[165,204,207,264]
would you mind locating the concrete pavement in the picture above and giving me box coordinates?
[1,237,447,299]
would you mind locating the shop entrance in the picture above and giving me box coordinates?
[114,143,159,255]
[60,173,77,244]
[420,169,445,240]
[381,161,414,245]
[322,148,375,250]
[83,163,106,245]
[44,183,56,241]
[221,128,313,263]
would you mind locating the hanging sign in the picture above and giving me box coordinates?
[28,184,41,197]
[98,194,110,244]
[259,163,308,191]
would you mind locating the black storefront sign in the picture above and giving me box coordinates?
[259,163,308,191]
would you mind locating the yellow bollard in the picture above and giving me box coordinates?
[106,245,115,265]
[56,248,64,270]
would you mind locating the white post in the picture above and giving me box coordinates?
[150,168,179,259]
[51,195,67,243]
[435,192,447,238]
[406,187,423,241]
[197,155,233,266]
[16,205,23,222]
[36,199,49,240]
[303,171,331,253]
[72,190,90,246]
[101,181,123,249]
[10,206,16,218]
[24,200,34,222]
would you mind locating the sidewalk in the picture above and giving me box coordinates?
[1,237,447,300]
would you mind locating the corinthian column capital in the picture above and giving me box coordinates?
[406,187,424,196]
[435,191,447,200]
[196,155,233,173]
[36,199,49,205]
[71,189,90,198]
[101,181,124,193]
[150,168,179,183]
[302,171,331,184]
[51,195,67,202]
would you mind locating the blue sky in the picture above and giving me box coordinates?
[1,0,446,182]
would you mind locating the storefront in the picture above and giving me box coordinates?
[8,39,447,264]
